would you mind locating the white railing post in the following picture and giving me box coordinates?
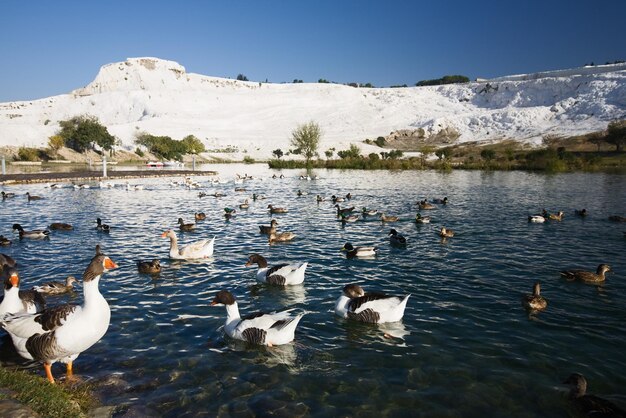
[102,156,107,178]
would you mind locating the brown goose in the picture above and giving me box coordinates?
[49,222,74,231]
[521,282,547,311]
[178,217,196,231]
[560,264,611,283]
[33,276,78,295]
[0,249,118,383]
[563,373,626,418]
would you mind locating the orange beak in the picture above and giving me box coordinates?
[104,257,118,269]
[9,273,19,287]
[244,261,252,267]
[161,231,167,238]
[210,300,218,306]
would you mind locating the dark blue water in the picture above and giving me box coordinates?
[1,165,625,417]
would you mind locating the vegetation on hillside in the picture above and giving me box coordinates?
[56,115,116,153]
[135,133,205,160]
[416,75,470,87]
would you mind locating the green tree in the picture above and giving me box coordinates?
[374,136,386,147]
[480,148,496,161]
[291,121,321,166]
[181,135,205,154]
[57,115,115,152]
[325,148,335,159]
[337,144,361,159]
[272,149,284,159]
[135,133,187,160]
[605,120,626,151]
[47,134,65,152]
[236,74,249,81]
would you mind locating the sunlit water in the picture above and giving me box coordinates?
[1,165,625,417]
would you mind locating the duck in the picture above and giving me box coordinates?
[548,211,564,221]
[137,259,161,275]
[341,243,378,258]
[239,199,250,209]
[562,373,626,418]
[0,253,17,271]
[245,254,307,285]
[212,192,224,198]
[316,195,325,203]
[33,276,78,295]
[432,196,448,205]
[345,193,352,200]
[259,219,278,235]
[0,250,118,383]
[361,207,378,216]
[49,222,74,231]
[439,227,455,238]
[26,192,44,201]
[521,282,547,312]
[415,213,431,224]
[1,191,16,199]
[252,193,266,201]
[340,213,360,223]
[0,235,12,246]
[0,267,46,315]
[334,284,410,323]
[418,200,435,210]
[388,229,407,246]
[12,224,50,239]
[331,195,345,203]
[198,192,208,198]
[161,229,215,260]
[380,213,399,223]
[528,214,546,223]
[178,217,196,232]
[269,231,296,243]
[210,290,305,346]
[195,212,207,221]
[235,187,246,192]
[335,204,355,216]
[574,208,588,217]
[96,218,110,232]
[608,215,626,222]
[268,204,288,214]
[560,264,611,284]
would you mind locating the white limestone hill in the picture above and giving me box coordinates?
[0,57,625,160]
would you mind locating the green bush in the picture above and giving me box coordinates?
[17,147,40,162]
[57,115,115,152]
[243,156,255,164]
[374,136,386,147]
[47,135,65,151]
[135,133,187,160]
[337,144,361,159]
[135,147,145,157]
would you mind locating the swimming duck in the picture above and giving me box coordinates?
[415,213,431,224]
[548,211,564,221]
[439,227,455,238]
[345,193,352,200]
[574,208,588,217]
[268,204,288,214]
[334,284,410,323]
[0,250,118,383]
[0,267,45,315]
[608,215,626,222]
[388,229,407,246]
[12,224,50,239]
[335,204,355,216]
[235,187,246,192]
[178,217,196,231]
[161,229,215,260]
[269,231,296,243]
[316,195,324,203]
[210,290,305,346]
[259,219,278,235]
[362,207,378,216]
[245,254,307,285]
[239,199,250,209]
[252,193,266,201]
[26,192,44,201]
[380,213,399,223]
[331,195,345,203]
[340,213,360,223]
[195,212,207,221]
[198,192,208,198]
[341,243,378,258]
[0,253,17,270]
[560,264,611,283]
[0,235,12,246]
[521,282,547,312]
[528,214,546,223]
[136,259,161,275]
[96,218,110,232]
[1,191,16,199]
[562,373,626,418]
[33,276,78,295]
[49,222,74,231]
[432,197,448,205]
[418,200,435,210]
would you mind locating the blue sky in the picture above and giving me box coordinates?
[1,0,624,102]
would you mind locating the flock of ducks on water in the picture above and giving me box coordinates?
[1,173,626,416]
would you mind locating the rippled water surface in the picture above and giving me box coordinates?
[1,165,626,417]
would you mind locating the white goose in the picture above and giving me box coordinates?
[162,229,215,260]
[335,284,410,324]
[0,267,46,316]
[245,254,307,285]
[210,290,305,346]
[0,251,118,383]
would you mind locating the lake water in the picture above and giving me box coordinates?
[1,165,625,417]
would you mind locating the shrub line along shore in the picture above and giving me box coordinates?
[0,169,216,185]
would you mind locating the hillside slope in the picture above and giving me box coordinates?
[0,57,624,159]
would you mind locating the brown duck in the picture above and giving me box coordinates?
[560,264,611,283]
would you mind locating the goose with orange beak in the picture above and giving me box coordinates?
[0,267,45,315]
[0,246,118,383]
